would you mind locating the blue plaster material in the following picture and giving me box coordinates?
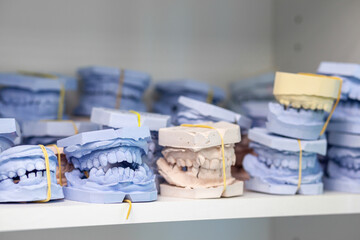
[266,102,326,140]
[0,145,64,202]
[57,128,157,203]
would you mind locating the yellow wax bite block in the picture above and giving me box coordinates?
[158,121,241,150]
[273,72,341,111]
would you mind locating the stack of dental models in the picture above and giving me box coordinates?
[229,73,274,127]
[90,107,170,172]
[173,96,252,180]
[57,127,157,203]
[22,120,99,145]
[243,72,342,195]
[153,79,225,115]
[317,62,360,192]
[157,121,244,199]
[0,72,76,122]
[0,118,21,153]
[75,66,151,116]
[0,145,64,202]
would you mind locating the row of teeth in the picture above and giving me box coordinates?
[275,95,333,112]
[0,170,55,186]
[0,161,48,180]
[165,156,235,170]
[257,155,316,170]
[270,102,325,117]
[72,147,142,170]
[331,158,360,170]
[76,165,148,184]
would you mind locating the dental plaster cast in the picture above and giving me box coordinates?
[57,128,157,203]
[90,107,170,169]
[75,66,150,116]
[174,96,252,181]
[243,128,326,195]
[22,120,99,145]
[0,118,21,153]
[324,132,360,193]
[157,121,243,199]
[153,79,225,115]
[0,72,73,122]
[266,72,341,140]
[228,73,275,128]
[317,62,360,129]
[0,145,64,202]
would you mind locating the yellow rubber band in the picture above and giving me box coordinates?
[297,139,302,191]
[129,110,141,127]
[181,124,227,192]
[36,145,52,202]
[116,69,125,109]
[47,144,63,186]
[298,73,343,136]
[123,199,132,220]
[206,89,214,104]
[57,85,65,120]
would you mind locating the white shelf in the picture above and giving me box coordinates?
[1,191,360,232]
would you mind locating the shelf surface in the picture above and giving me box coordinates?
[1,191,360,232]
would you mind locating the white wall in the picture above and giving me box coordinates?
[274,0,360,73]
[0,0,274,87]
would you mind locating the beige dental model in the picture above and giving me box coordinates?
[274,72,341,112]
[157,121,243,199]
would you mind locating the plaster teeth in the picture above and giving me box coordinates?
[36,171,43,178]
[96,169,105,176]
[289,160,298,170]
[119,168,125,177]
[167,156,176,164]
[26,163,35,172]
[186,159,193,167]
[125,151,132,163]
[87,159,93,169]
[99,154,107,167]
[0,175,7,180]
[116,150,125,162]
[197,155,206,165]
[93,159,100,168]
[105,169,112,178]
[281,160,289,167]
[90,168,97,176]
[124,167,130,178]
[80,159,88,169]
[17,169,26,177]
[131,151,137,163]
[135,151,142,164]
[274,159,281,167]
[108,152,117,164]
[35,161,45,170]
[28,172,35,178]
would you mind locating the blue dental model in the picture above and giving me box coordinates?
[0,145,64,202]
[243,128,326,195]
[75,66,151,116]
[0,118,21,153]
[57,127,157,203]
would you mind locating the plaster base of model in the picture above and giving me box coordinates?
[160,180,243,199]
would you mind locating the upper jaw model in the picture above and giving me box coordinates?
[0,118,21,153]
[57,127,157,203]
[157,121,244,199]
[243,128,326,195]
[267,72,341,140]
[0,145,64,202]
[324,131,360,193]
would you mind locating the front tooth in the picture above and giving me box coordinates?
[116,150,125,162]
[26,163,35,171]
[209,160,219,169]
[93,159,100,168]
[119,168,125,177]
[125,151,132,163]
[28,172,35,178]
[17,169,26,176]
[125,167,130,178]
[197,155,206,165]
[35,161,45,170]
[108,152,117,164]
[99,154,108,167]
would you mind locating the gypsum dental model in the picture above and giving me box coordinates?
[323,131,360,193]
[90,107,170,170]
[153,79,225,115]
[0,72,73,121]
[243,128,326,195]
[157,121,243,199]
[174,96,253,181]
[0,118,21,153]
[75,66,150,116]
[57,127,157,203]
[0,145,64,202]
[21,120,99,145]
[267,72,342,140]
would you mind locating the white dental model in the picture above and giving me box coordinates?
[157,121,243,199]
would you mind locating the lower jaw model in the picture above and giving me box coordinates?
[58,128,157,203]
[243,142,323,195]
[0,145,64,202]
[324,146,360,193]
[157,122,243,199]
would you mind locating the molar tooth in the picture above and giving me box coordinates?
[28,172,35,178]
[20,175,27,181]
[26,163,35,172]
[99,154,108,167]
[36,171,43,178]
[17,169,26,177]
[93,159,100,168]
[8,171,16,178]
[125,151,133,163]
[105,169,112,178]
[108,152,117,164]
[35,161,45,170]
[96,169,105,176]
[167,156,176,164]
